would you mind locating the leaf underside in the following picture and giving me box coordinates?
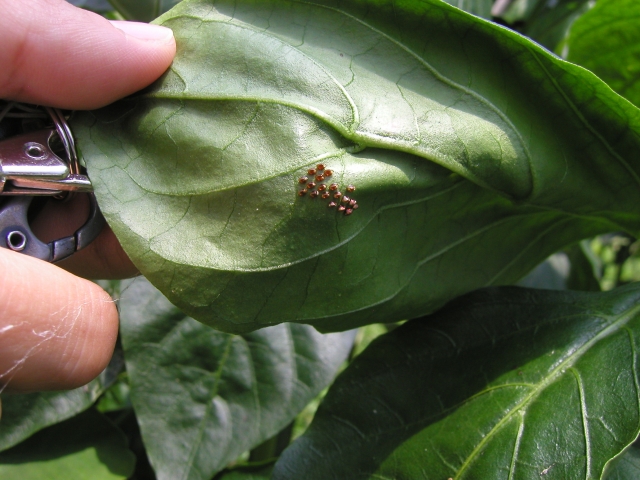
[75,0,640,333]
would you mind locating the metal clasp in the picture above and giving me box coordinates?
[0,106,92,195]
[0,102,105,262]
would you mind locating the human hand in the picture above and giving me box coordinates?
[0,0,175,393]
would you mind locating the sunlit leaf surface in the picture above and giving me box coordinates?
[565,0,640,108]
[273,284,640,479]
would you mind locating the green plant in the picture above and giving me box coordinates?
[3,0,640,478]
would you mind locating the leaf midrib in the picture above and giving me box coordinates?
[454,302,640,479]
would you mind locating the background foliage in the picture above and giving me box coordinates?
[3,0,640,479]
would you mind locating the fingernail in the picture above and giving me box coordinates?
[110,21,174,43]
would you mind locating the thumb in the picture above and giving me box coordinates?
[0,248,119,393]
[0,0,176,109]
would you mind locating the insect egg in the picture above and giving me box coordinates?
[346,185,355,192]
[306,182,316,189]
[298,176,308,184]
[334,192,342,198]
[341,196,350,204]
[308,168,317,175]
[328,201,337,208]
[316,175,325,181]
[316,163,325,170]
[338,205,346,212]
[321,192,330,199]
[329,183,338,191]
[309,190,319,198]
[345,208,353,216]
[352,203,359,209]
[324,169,333,177]
[317,184,327,191]
[298,190,307,196]
[349,199,357,207]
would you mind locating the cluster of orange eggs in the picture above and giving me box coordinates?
[298,164,358,216]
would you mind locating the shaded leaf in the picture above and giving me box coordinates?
[498,0,592,51]
[0,348,123,451]
[75,0,640,333]
[67,0,113,11]
[0,409,135,480]
[215,465,273,480]
[273,284,640,479]
[566,241,602,292]
[441,0,493,19]
[564,0,640,108]
[517,252,569,290]
[604,440,640,480]
[107,0,181,21]
[118,278,355,480]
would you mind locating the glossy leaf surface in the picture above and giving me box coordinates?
[0,409,135,480]
[75,0,640,333]
[564,0,640,107]
[273,284,640,479]
[118,278,354,480]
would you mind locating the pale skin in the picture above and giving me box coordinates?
[0,0,176,393]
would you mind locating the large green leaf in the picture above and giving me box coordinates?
[272,284,640,479]
[74,0,640,333]
[0,350,123,451]
[0,409,135,480]
[564,0,640,108]
[118,278,354,480]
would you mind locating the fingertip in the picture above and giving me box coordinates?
[0,0,176,109]
[0,250,119,392]
[59,278,120,389]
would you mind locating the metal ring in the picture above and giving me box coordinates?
[44,106,79,175]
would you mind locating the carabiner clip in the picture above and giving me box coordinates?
[0,101,105,261]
